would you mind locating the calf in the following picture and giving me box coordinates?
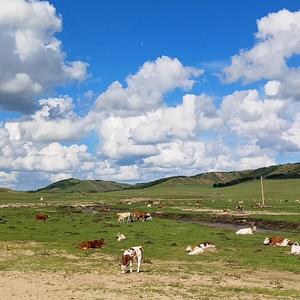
[291,242,300,255]
[79,239,105,250]
[117,233,126,242]
[121,246,144,274]
[263,236,293,246]
[35,213,48,222]
[236,226,256,235]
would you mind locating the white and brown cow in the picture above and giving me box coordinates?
[121,246,144,274]
[186,245,204,255]
[199,241,216,251]
[263,236,293,246]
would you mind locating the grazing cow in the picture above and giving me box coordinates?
[147,204,152,208]
[236,225,256,235]
[131,211,151,222]
[222,208,230,213]
[291,242,300,255]
[254,202,262,208]
[117,212,131,223]
[35,213,48,222]
[186,245,204,255]
[263,236,293,246]
[121,246,144,274]
[79,239,105,250]
[117,233,126,242]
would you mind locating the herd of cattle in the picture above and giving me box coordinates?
[35,211,300,274]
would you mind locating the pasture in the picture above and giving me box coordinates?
[0,179,300,299]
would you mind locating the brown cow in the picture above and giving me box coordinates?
[131,211,152,221]
[35,213,48,222]
[263,236,293,246]
[79,239,105,250]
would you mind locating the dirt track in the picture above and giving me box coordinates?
[1,264,300,300]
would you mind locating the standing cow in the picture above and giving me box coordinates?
[121,246,144,274]
[35,213,48,222]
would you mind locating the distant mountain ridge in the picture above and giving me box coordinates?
[6,162,300,193]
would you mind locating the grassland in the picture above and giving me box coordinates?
[0,178,300,299]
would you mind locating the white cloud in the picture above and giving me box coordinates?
[223,9,300,101]
[223,9,300,83]
[0,0,88,113]
[5,96,94,142]
[95,56,202,115]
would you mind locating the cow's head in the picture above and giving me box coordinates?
[186,245,192,252]
[263,237,270,245]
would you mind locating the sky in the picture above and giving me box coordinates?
[1,0,300,190]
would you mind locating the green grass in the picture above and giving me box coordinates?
[0,206,299,273]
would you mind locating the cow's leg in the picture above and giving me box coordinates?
[129,260,133,273]
[137,257,141,273]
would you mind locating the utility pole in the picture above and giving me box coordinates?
[260,176,265,207]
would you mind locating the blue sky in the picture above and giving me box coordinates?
[1,0,300,190]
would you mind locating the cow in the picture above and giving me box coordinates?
[199,241,216,251]
[222,208,230,213]
[291,242,300,255]
[131,211,151,222]
[117,212,131,223]
[263,236,293,246]
[35,213,48,222]
[117,233,126,242]
[236,225,256,235]
[121,246,144,274]
[186,245,204,255]
[79,239,105,250]
[186,241,216,255]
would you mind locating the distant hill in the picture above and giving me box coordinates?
[0,187,13,192]
[131,162,300,189]
[32,162,300,193]
[34,178,130,193]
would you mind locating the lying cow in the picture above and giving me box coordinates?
[199,241,216,251]
[263,236,293,246]
[186,241,216,255]
[236,225,256,235]
[117,212,131,223]
[186,245,204,255]
[291,242,300,255]
[117,233,126,242]
[35,213,48,222]
[121,246,144,274]
[79,239,105,250]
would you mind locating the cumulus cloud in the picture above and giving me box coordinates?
[95,56,203,115]
[5,96,94,142]
[0,0,88,113]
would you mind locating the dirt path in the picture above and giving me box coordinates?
[1,264,300,300]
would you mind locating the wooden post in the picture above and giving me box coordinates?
[260,176,265,207]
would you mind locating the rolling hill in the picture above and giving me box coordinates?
[34,178,130,193]
[31,162,300,193]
